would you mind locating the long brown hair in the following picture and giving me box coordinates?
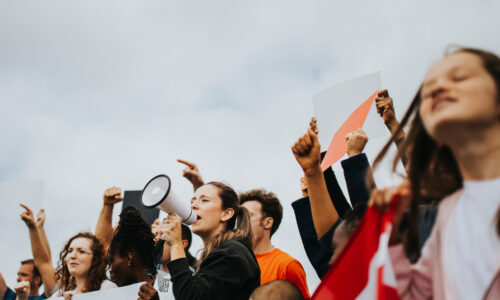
[196,182,253,270]
[56,232,107,293]
[373,47,500,260]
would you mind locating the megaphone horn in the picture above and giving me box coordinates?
[141,174,197,225]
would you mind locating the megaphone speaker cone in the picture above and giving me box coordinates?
[141,174,171,208]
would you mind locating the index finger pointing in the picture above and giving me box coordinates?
[177,159,196,169]
[19,204,32,213]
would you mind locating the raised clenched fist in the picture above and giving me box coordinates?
[375,89,397,125]
[346,128,368,157]
[14,281,30,300]
[103,187,123,205]
[292,118,322,177]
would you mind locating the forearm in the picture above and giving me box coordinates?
[291,197,338,278]
[16,294,28,300]
[0,272,6,299]
[342,153,373,207]
[28,226,57,293]
[386,119,408,167]
[170,244,187,261]
[304,166,339,238]
[38,225,52,263]
[95,204,114,252]
[168,258,208,300]
[29,226,51,266]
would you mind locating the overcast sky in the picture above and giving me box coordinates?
[1,0,500,293]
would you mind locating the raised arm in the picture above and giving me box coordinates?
[375,90,407,167]
[177,159,205,192]
[0,272,7,299]
[292,118,339,238]
[342,128,373,207]
[95,187,123,253]
[35,209,52,262]
[19,204,57,295]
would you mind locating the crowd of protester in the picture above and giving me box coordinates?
[1,46,499,299]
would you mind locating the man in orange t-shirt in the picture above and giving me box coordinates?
[240,189,310,299]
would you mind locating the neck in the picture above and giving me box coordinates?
[447,124,500,181]
[252,234,274,254]
[74,276,87,294]
[135,269,150,284]
[201,226,226,247]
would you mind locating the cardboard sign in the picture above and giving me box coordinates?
[52,282,144,299]
[122,190,159,225]
[313,72,386,169]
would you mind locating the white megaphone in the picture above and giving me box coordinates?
[141,174,197,225]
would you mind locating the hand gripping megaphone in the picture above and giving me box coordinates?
[141,174,197,225]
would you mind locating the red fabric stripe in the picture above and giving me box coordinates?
[312,198,398,300]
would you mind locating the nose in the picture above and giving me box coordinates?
[68,251,77,260]
[429,77,451,100]
[16,275,21,282]
[191,200,199,210]
[431,86,447,100]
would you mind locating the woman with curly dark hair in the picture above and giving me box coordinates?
[53,232,116,297]
[19,204,116,299]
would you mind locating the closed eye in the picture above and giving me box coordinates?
[453,75,468,82]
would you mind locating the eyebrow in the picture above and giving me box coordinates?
[69,247,89,251]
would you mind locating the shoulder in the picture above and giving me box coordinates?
[437,189,462,211]
[3,287,16,300]
[271,248,299,265]
[215,239,253,255]
[203,239,257,267]
[435,189,463,227]
[100,279,118,290]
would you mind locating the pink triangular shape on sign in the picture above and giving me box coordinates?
[320,90,379,171]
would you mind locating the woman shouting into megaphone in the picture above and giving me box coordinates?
[161,181,260,300]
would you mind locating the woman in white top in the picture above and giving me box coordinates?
[20,205,116,299]
[372,47,500,299]
[51,232,117,298]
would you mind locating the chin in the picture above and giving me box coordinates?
[191,226,202,235]
[69,268,88,278]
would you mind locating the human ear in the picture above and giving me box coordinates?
[127,253,134,267]
[221,208,235,222]
[263,217,274,231]
[34,275,41,287]
[182,239,188,249]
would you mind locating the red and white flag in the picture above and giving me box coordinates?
[312,202,400,300]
